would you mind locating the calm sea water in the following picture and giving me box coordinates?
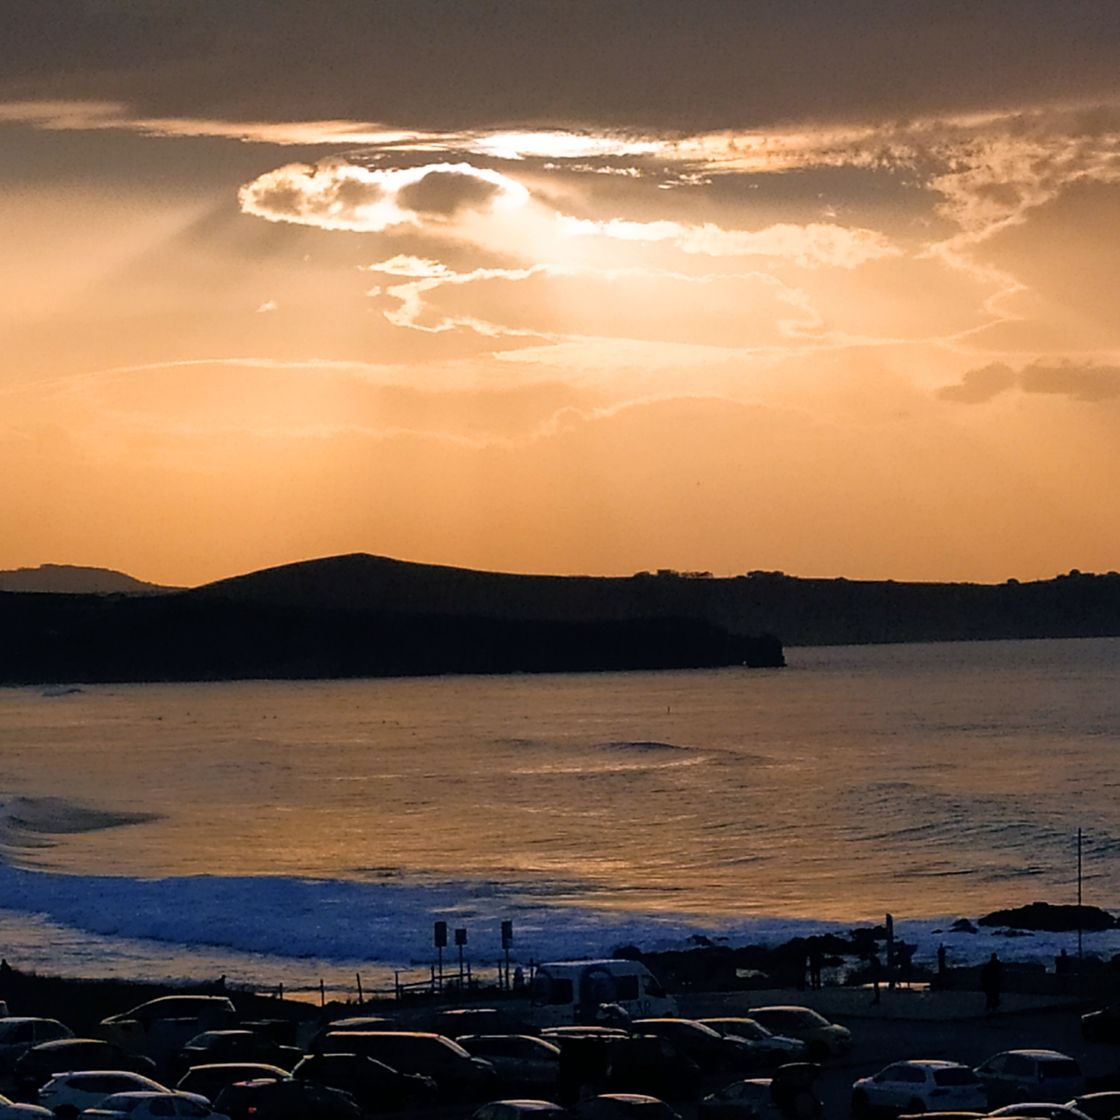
[1,638,1118,990]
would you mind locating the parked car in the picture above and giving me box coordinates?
[541,1028,630,1043]
[546,1031,701,1103]
[0,1094,53,1119]
[291,1052,437,1112]
[472,1103,572,1120]
[698,1018,808,1068]
[437,1009,524,1038]
[101,999,237,1065]
[307,1018,393,1053]
[213,1078,361,1120]
[459,1035,562,1092]
[314,1030,496,1099]
[576,1095,681,1119]
[101,998,236,1034]
[78,1089,228,1119]
[988,1105,1093,1120]
[15,1040,157,1094]
[1067,1093,1120,1120]
[746,1008,851,1060]
[1082,1008,1120,1045]
[700,1063,822,1120]
[632,1019,753,1074]
[976,1051,1086,1106]
[699,1077,786,1120]
[174,1031,301,1076]
[39,1072,169,1118]
[175,1064,289,1101]
[852,1061,986,1117]
[0,1019,75,1072]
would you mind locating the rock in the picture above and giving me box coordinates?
[978,902,1116,932]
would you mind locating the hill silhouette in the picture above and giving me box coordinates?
[196,553,1120,646]
[5,552,1120,685]
[0,563,176,595]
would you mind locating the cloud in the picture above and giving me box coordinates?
[557,216,898,268]
[238,159,529,233]
[939,360,1120,403]
[373,262,820,348]
[937,362,1018,403]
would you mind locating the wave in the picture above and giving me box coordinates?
[1,857,1118,980]
[0,795,160,854]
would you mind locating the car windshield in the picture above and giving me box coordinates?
[934,1068,981,1086]
[720,1021,766,1040]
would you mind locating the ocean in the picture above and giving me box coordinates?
[1,637,1118,998]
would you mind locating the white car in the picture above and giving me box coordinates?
[852,1060,987,1117]
[39,1072,169,1117]
[79,1091,229,1120]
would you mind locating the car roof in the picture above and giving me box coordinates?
[28,1038,108,1050]
[997,1050,1076,1060]
[50,1071,160,1083]
[326,1029,443,1039]
[485,1103,567,1111]
[749,1005,815,1014]
[185,1062,286,1074]
[0,1017,64,1026]
[896,1060,970,1069]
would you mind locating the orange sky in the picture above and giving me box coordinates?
[2,4,1119,587]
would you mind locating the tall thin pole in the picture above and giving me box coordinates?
[1077,828,1084,966]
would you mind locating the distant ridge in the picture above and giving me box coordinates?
[0,564,178,595]
[5,551,1120,686]
[0,553,783,684]
[194,552,1120,646]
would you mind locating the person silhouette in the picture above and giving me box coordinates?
[980,952,1002,1013]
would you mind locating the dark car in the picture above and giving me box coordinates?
[214,1078,362,1120]
[976,1051,1085,1106]
[292,1052,438,1113]
[550,1033,701,1103]
[175,1031,301,1077]
[1082,1009,1120,1045]
[698,1019,808,1068]
[458,1035,562,1093]
[436,1009,525,1038]
[315,1031,496,1099]
[472,1103,573,1120]
[0,1020,75,1073]
[175,1063,290,1101]
[13,1039,157,1094]
[307,1018,394,1054]
[632,1019,752,1073]
[701,1063,822,1120]
[577,1094,681,1119]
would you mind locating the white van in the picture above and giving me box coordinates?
[529,959,677,1026]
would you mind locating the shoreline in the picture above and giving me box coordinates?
[0,897,1116,1010]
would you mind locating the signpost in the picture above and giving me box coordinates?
[434,920,447,992]
[501,919,514,990]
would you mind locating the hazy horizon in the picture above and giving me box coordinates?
[3,3,1119,586]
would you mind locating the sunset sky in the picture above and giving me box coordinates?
[3,2,1119,586]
